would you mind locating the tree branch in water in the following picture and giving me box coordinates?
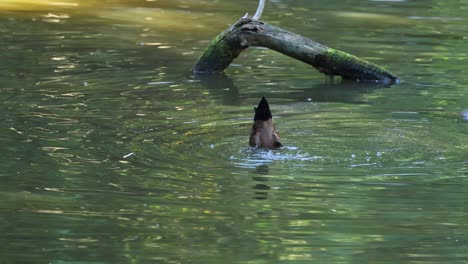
[194,17,398,84]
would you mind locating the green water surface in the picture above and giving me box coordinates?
[1,0,467,263]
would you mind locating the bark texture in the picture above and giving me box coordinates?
[195,18,399,84]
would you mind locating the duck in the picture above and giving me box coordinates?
[249,97,283,148]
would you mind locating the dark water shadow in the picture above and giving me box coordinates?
[194,73,241,105]
[251,164,271,200]
[295,80,392,103]
[196,73,393,104]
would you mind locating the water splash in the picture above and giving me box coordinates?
[232,145,322,168]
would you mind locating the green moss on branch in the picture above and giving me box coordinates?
[194,18,399,84]
[194,19,250,73]
[315,48,398,84]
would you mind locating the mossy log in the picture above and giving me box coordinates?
[195,18,399,85]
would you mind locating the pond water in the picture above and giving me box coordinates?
[1,0,467,263]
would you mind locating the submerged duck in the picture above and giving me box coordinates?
[249,97,283,148]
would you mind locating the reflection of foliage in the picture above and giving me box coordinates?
[2,0,468,263]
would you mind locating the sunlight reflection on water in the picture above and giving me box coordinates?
[2,1,468,263]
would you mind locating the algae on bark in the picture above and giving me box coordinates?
[195,18,399,84]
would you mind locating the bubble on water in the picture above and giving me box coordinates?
[461,109,468,120]
[284,146,298,151]
[351,154,356,159]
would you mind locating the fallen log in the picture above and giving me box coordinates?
[194,17,399,85]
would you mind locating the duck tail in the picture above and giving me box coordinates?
[254,97,272,121]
